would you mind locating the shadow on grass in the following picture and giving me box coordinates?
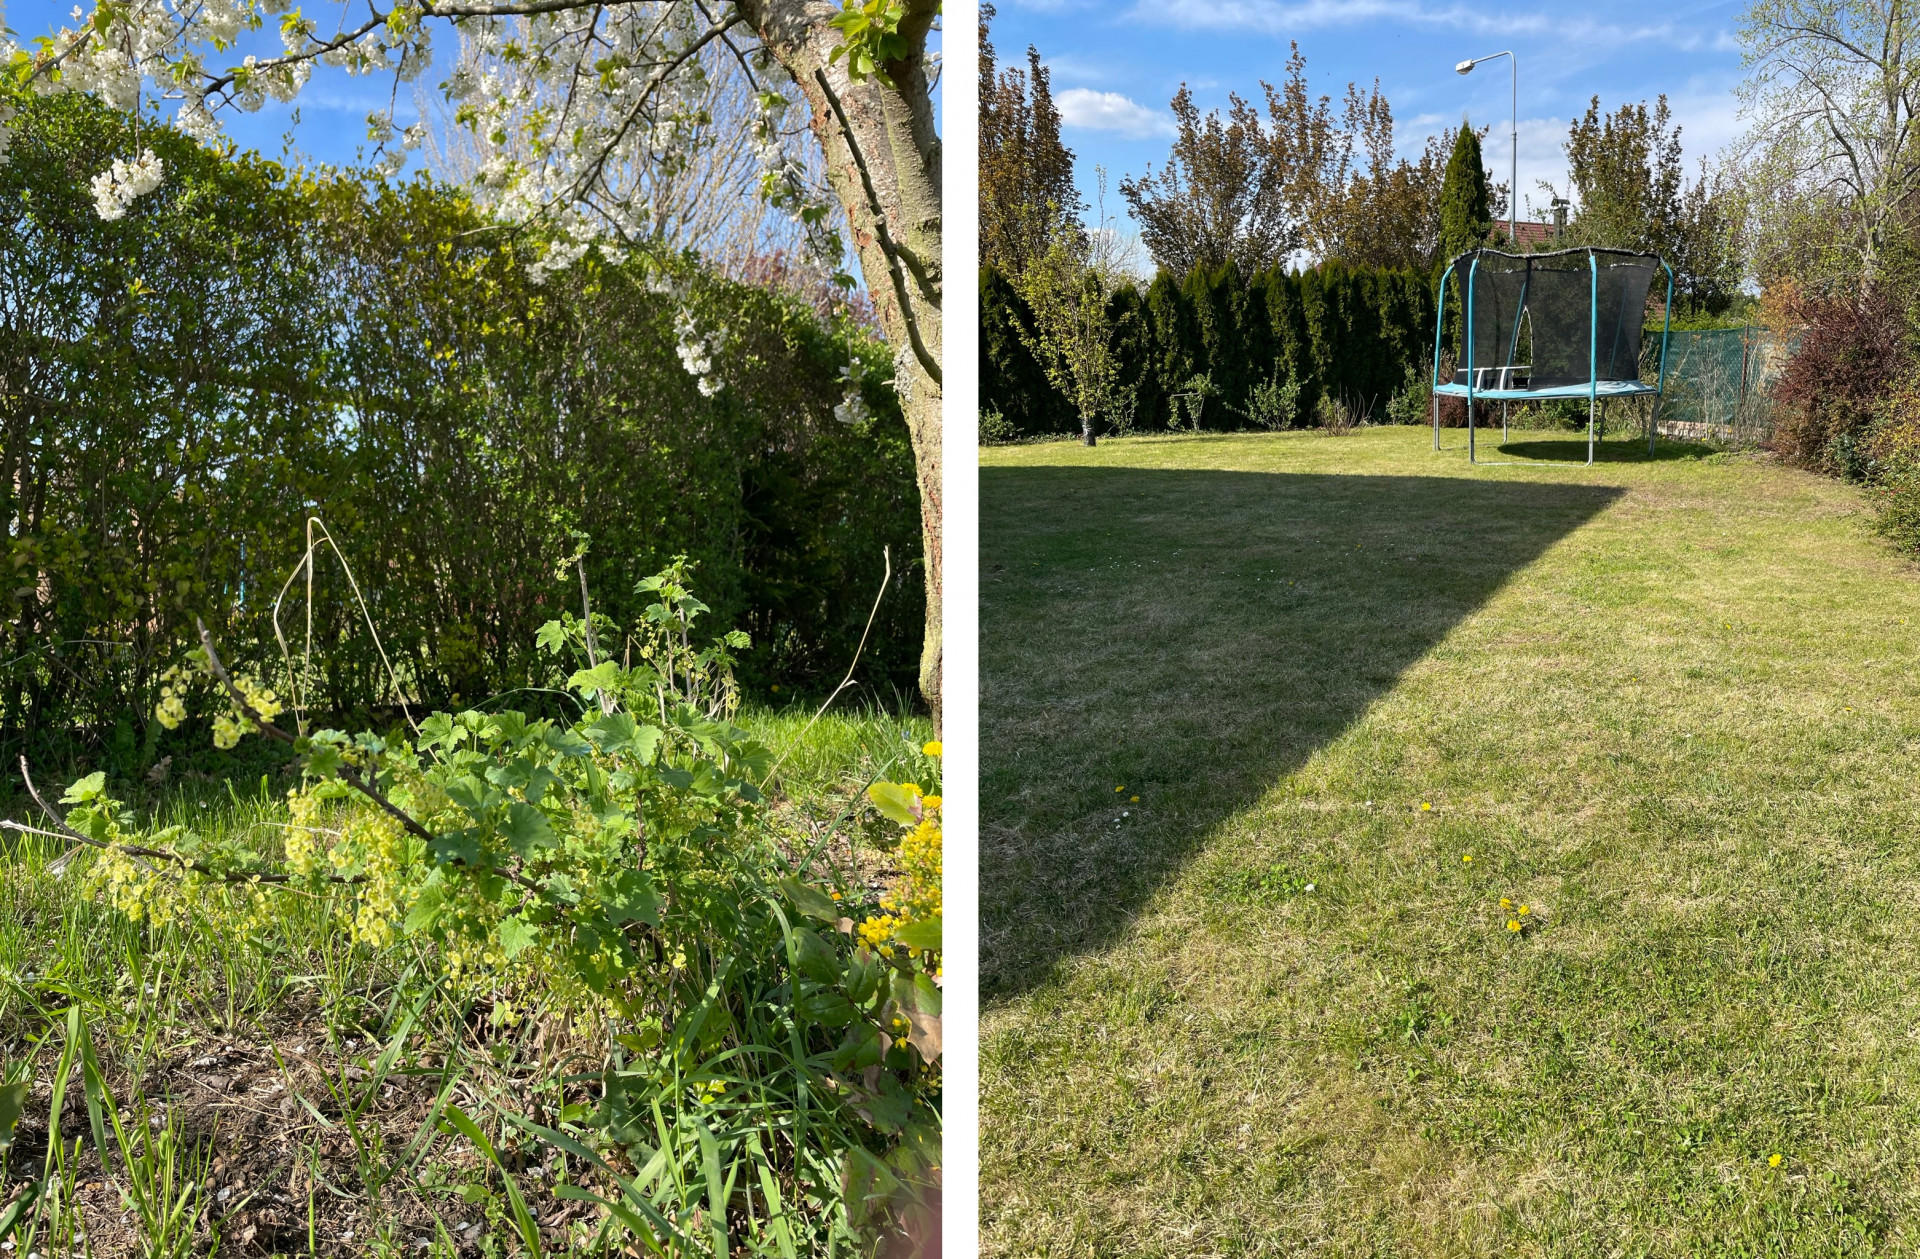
[1489,436,1719,463]
[980,466,1623,997]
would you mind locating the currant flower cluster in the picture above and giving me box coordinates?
[153,661,192,728]
[212,675,282,748]
[90,148,164,220]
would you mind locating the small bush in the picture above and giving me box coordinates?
[979,405,1018,444]
[1770,289,1909,475]
[1248,374,1304,431]
[1317,392,1364,436]
[1385,370,1432,427]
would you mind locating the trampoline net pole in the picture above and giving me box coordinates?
[1468,256,1478,464]
[1589,251,1598,466]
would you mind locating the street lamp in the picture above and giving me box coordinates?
[1456,51,1516,247]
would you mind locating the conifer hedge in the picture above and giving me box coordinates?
[981,259,1436,437]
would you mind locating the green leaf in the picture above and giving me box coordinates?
[444,774,492,816]
[304,743,344,779]
[0,1079,27,1154]
[0,1177,39,1243]
[498,915,539,958]
[442,1105,543,1256]
[777,876,842,923]
[586,708,633,743]
[568,661,622,700]
[602,869,659,926]
[402,876,447,934]
[428,829,483,867]
[867,780,921,826]
[503,801,557,858]
[535,619,568,655]
[893,916,941,952]
[60,771,106,804]
[841,1144,905,1226]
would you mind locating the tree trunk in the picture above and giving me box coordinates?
[739,0,943,732]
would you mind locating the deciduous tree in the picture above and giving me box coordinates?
[1737,0,1920,293]
[979,3,1083,281]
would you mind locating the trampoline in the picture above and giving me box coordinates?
[1431,246,1674,465]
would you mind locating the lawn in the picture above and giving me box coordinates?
[980,423,1920,1255]
[0,702,931,1257]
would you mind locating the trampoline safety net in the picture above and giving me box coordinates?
[1458,248,1660,389]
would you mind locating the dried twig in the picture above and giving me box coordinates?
[9,756,360,886]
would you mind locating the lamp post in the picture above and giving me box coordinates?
[1456,51,1516,246]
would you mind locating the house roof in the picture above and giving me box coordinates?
[1503,221,1556,250]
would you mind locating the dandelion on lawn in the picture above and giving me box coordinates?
[1130,795,1139,802]
[1462,853,1472,864]
[1421,802,1432,812]
[1507,919,1522,932]
[1115,785,1125,793]
[1500,897,1512,909]
[924,741,943,756]
[1769,1153,1782,1168]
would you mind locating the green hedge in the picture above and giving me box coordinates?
[0,96,923,768]
[980,259,1435,436]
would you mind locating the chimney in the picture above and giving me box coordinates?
[1551,198,1569,239]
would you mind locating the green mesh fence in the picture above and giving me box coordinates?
[1647,326,1789,447]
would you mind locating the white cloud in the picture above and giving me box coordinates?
[1124,0,1683,43]
[1056,88,1177,137]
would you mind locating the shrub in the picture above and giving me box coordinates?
[1384,369,1433,427]
[0,95,923,772]
[54,562,943,1249]
[1248,373,1304,430]
[978,405,1019,444]
[1770,288,1909,475]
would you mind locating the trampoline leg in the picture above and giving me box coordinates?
[1588,396,1596,466]
[1433,392,1439,451]
[1502,401,1508,444]
[1469,398,1476,463]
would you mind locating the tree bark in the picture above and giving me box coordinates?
[738,0,943,732]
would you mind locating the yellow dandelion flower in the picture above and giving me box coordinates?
[1507,919,1522,932]
[1462,854,1472,863]
[1518,904,1529,915]
[1421,802,1432,811]
[1130,795,1139,803]
[1116,785,1125,792]
[923,740,943,757]
[1500,897,1512,909]
[1769,1153,1782,1168]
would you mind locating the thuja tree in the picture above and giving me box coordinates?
[0,0,947,724]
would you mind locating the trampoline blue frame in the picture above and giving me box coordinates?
[1430,247,1675,465]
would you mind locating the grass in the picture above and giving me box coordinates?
[0,701,930,1258]
[980,423,1920,1255]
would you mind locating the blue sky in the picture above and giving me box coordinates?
[987,0,1752,248]
[3,0,428,172]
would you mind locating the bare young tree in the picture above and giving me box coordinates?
[1738,0,1920,290]
[1017,170,1128,445]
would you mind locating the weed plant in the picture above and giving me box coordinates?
[0,564,936,1256]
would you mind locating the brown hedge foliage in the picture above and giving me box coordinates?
[1769,289,1910,474]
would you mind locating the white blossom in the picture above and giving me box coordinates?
[90,147,164,221]
[833,389,869,425]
